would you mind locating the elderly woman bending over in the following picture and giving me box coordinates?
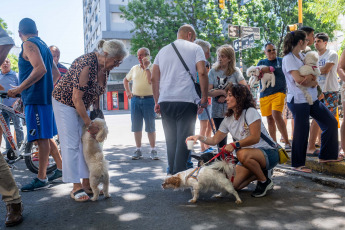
[186,83,279,198]
[52,39,128,202]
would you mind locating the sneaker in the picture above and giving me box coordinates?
[48,169,62,182]
[202,147,215,153]
[21,178,50,192]
[132,150,142,160]
[285,144,292,152]
[251,178,274,198]
[150,150,159,160]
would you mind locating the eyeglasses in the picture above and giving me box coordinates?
[267,49,276,52]
[114,60,123,66]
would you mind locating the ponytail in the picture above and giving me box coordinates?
[283,30,306,56]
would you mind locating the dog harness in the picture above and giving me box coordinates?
[186,167,201,181]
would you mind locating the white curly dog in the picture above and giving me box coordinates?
[247,65,275,92]
[298,51,321,105]
[82,118,110,201]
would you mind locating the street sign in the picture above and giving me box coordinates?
[233,39,240,52]
[241,26,260,40]
[228,24,240,38]
[240,0,252,5]
[242,34,255,50]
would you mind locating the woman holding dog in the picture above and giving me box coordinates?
[186,83,279,198]
[208,44,247,148]
[52,39,128,201]
[282,30,341,173]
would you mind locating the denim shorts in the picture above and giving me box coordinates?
[259,148,279,170]
[131,96,155,133]
[198,104,212,121]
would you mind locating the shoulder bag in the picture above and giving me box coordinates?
[171,42,201,98]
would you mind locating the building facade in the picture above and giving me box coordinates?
[83,0,137,111]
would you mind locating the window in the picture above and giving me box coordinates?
[111,13,125,23]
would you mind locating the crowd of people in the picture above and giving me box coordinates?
[1,19,345,227]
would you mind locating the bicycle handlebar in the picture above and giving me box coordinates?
[0,91,21,98]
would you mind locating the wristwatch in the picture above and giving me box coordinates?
[235,141,241,149]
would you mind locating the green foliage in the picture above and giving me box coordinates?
[121,0,344,76]
[7,54,19,73]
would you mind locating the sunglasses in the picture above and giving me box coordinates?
[267,49,276,52]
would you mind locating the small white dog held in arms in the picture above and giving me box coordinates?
[298,51,321,105]
[162,160,242,204]
[82,118,110,201]
[247,66,259,88]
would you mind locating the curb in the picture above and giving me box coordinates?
[275,165,345,189]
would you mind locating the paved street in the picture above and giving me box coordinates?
[1,112,345,230]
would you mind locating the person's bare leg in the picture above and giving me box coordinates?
[266,115,277,142]
[341,101,345,155]
[36,139,50,180]
[291,119,294,140]
[134,132,142,148]
[147,132,156,148]
[49,139,62,169]
[204,120,212,149]
[307,120,320,153]
[272,110,290,145]
[199,120,208,152]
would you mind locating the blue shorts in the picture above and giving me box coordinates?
[259,148,279,170]
[25,104,58,142]
[198,104,212,121]
[131,96,155,133]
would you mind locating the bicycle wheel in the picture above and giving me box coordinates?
[24,138,58,174]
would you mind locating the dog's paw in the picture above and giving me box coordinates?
[91,197,98,201]
[188,199,197,203]
[104,193,111,198]
[235,199,242,204]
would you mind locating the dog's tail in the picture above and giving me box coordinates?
[207,160,234,178]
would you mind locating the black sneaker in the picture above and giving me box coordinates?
[251,178,274,198]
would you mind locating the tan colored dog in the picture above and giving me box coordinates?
[82,118,110,201]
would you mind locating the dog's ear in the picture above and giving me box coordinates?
[191,155,202,161]
[95,120,109,143]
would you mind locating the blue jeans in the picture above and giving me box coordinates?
[1,110,24,149]
[287,98,338,167]
[131,96,155,133]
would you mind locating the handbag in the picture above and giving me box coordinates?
[171,42,202,98]
[242,109,290,164]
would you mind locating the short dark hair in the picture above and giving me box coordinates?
[264,42,275,48]
[19,18,37,35]
[315,32,329,42]
[300,26,315,35]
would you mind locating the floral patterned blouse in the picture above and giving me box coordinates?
[52,52,108,110]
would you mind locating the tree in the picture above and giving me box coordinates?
[121,0,343,75]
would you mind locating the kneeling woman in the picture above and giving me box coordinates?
[186,83,279,197]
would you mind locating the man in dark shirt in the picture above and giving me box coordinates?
[257,43,291,149]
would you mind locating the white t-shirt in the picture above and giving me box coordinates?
[282,52,317,104]
[317,49,339,92]
[219,107,274,149]
[153,39,206,104]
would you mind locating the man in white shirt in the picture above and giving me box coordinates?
[124,47,158,160]
[307,33,339,155]
[152,24,208,174]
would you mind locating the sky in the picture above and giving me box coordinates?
[0,0,84,65]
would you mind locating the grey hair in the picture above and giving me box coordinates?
[97,39,128,58]
[194,39,211,53]
[138,47,150,56]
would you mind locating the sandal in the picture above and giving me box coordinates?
[70,189,90,202]
[318,156,344,163]
[306,150,320,157]
[83,188,104,196]
[292,166,312,173]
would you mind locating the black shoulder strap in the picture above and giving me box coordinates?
[171,42,196,83]
[235,109,277,148]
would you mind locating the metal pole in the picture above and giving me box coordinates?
[298,0,303,25]
[239,26,243,73]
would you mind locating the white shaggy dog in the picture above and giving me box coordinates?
[162,160,242,204]
[247,66,275,92]
[82,118,110,201]
[298,51,321,105]
[247,66,259,88]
